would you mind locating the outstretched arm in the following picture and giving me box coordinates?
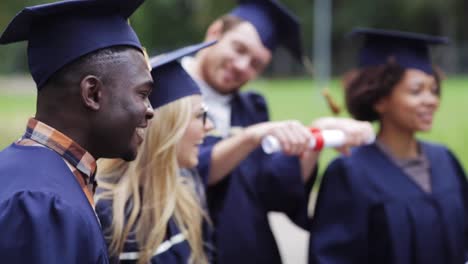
[207,117,374,186]
[207,120,312,186]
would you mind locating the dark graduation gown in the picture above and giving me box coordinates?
[180,168,215,262]
[309,142,468,264]
[96,199,191,264]
[197,91,315,264]
[0,144,109,263]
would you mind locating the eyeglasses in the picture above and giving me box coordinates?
[199,104,209,126]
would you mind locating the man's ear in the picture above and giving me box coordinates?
[80,75,102,111]
[205,19,224,41]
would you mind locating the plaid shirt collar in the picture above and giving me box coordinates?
[22,118,97,182]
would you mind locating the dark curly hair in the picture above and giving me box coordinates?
[344,62,441,122]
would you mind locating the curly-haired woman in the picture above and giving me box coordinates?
[309,29,468,264]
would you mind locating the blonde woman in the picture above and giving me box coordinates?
[95,42,215,264]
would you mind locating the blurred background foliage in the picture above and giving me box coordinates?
[1,0,467,76]
[2,0,468,176]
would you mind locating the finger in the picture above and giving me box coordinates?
[351,121,374,145]
[284,123,305,155]
[296,123,313,153]
[345,122,369,146]
[281,126,304,155]
[286,121,311,155]
[270,126,291,154]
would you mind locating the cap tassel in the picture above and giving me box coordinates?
[142,47,151,71]
[302,55,341,115]
[322,88,341,115]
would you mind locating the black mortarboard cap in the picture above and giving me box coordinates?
[230,0,302,61]
[349,28,449,74]
[149,41,216,109]
[0,0,145,89]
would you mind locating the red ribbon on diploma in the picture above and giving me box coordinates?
[310,127,324,151]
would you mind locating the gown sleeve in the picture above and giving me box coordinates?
[243,91,316,227]
[446,149,468,262]
[257,152,316,229]
[0,191,106,264]
[196,136,222,187]
[308,158,368,264]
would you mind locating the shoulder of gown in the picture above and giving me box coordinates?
[0,190,108,264]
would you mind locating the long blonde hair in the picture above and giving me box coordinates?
[96,96,208,264]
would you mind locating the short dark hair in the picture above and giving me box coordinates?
[344,61,441,122]
[218,15,245,34]
[42,45,140,92]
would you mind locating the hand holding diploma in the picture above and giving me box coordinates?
[261,117,375,155]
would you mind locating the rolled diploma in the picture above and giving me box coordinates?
[261,129,347,154]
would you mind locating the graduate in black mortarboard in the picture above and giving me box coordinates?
[309,28,468,264]
[0,0,154,263]
[95,42,216,264]
[179,1,376,264]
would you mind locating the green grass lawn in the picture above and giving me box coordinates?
[1,75,468,174]
[0,76,36,147]
[251,76,468,173]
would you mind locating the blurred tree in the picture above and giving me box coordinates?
[333,0,461,73]
[0,0,465,75]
